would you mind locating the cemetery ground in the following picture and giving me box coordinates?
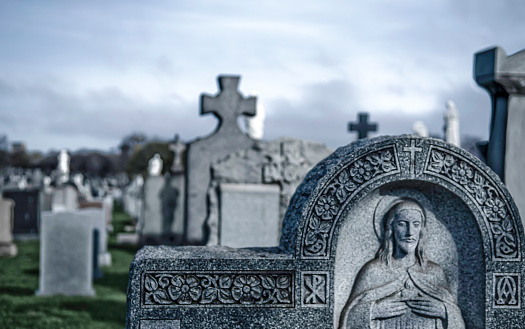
[0,204,138,328]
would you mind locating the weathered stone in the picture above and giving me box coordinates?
[51,185,79,212]
[206,137,332,246]
[0,197,17,257]
[185,75,257,244]
[475,46,525,230]
[127,135,525,328]
[217,183,280,248]
[2,188,40,237]
[37,211,95,296]
[78,208,111,267]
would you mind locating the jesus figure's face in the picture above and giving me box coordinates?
[393,209,422,255]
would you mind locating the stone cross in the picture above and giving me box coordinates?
[185,75,257,244]
[348,112,378,139]
[169,134,185,172]
[201,76,256,135]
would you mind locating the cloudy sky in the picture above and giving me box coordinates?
[1,0,524,153]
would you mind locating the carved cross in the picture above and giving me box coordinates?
[348,113,378,139]
[403,139,422,176]
[201,76,256,134]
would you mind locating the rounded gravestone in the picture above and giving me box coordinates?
[281,135,523,328]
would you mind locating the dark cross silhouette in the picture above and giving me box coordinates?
[348,113,378,139]
[201,76,256,135]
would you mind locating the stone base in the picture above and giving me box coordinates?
[117,233,139,245]
[0,243,17,257]
[99,252,112,267]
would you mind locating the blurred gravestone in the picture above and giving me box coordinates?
[185,75,257,244]
[2,188,40,238]
[0,197,17,256]
[348,112,377,139]
[78,208,111,267]
[475,46,525,229]
[206,137,333,246]
[51,185,79,212]
[37,211,95,296]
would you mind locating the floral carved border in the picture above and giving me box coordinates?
[142,271,294,307]
[301,146,399,258]
[424,146,520,261]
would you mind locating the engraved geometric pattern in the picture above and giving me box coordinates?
[424,146,521,261]
[142,271,294,307]
[301,146,400,258]
[302,272,329,307]
[493,273,521,309]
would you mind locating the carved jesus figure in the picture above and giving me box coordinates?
[340,199,465,329]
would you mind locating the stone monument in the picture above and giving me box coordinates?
[444,100,460,147]
[0,197,17,257]
[474,45,525,229]
[126,135,525,328]
[412,120,429,137]
[37,211,95,296]
[185,75,257,244]
[205,137,332,246]
[348,112,378,140]
[148,153,163,177]
[56,149,70,185]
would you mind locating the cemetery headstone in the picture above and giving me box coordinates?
[139,175,165,245]
[444,100,461,147]
[169,134,185,173]
[2,188,40,238]
[412,120,429,137]
[348,112,378,139]
[51,184,79,212]
[185,75,257,244]
[56,149,70,185]
[475,45,525,229]
[79,208,111,267]
[126,135,524,328]
[217,183,280,247]
[0,197,17,257]
[37,211,95,296]
[206,137,333,246]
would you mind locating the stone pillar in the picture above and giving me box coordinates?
[474,46,525,223]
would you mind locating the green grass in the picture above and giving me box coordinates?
[0,204,138,328]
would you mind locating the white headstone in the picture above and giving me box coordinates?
[57,149,70,184]
[412,120,429,137]
[0,197,17,257]
[444,100,460,147]
[148,154,163,177]
[37,211,95,296]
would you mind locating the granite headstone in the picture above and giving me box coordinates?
[0,197,17,257]
[127,135,525,328]
[206,137,332,246]
[475,46,525,230]
[37,211,95,296]
[2,188,40,237]
[185,75,257,244]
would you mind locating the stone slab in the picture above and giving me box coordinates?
[37,211,95,296]
[127,135,525,328]
[219,183,280,248]
[2,189,40,237]
[185,76,256,244]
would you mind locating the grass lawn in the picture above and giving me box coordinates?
[0,205,139,328]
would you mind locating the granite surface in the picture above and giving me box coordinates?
[127,135,524,328]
